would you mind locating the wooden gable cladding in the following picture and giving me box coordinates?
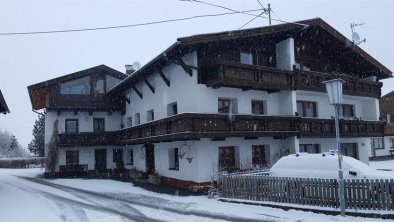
[27,65,127,111]
[379,91,394,136]
[58,113,385,147]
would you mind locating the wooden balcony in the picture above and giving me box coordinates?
[384,123,394,136]
[57,114,385,147]
[300,118,385,138]
[58,132,116,147]
[199,61,382,98]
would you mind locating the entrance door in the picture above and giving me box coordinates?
[145,144,155,174]
[95,149,107,172]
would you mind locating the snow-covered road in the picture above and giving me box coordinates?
[1,168,392,222]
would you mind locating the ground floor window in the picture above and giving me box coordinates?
[218,146,236,171]
[371,138,384,150]
[113,149,123,163]
[168,148,179,170]
[340,143,358,159]
[252,145,268,167]
[299,144,320,153]
[66,150,79,165]
[129,149,134,165]
[390,138,394,149]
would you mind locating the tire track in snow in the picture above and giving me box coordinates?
[18,176,276,222]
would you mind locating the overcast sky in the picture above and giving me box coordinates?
[0,0,393,147]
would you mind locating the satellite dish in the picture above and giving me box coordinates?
[132,61,141,70]
[352,32,361,43]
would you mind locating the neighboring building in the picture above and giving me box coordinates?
[0,90,10,114]
[371,91,394,159]
[28,18,391,188]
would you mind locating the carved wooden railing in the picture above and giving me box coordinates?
[199,61,382,98]
[58,113,385,147]
[300,118,385,138]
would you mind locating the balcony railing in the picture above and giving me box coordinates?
[385,123,394,136]
[57,113,385,147]
[199,61,382,98]
[300,118,385,138]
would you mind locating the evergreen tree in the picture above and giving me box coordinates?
[28,114,45,157]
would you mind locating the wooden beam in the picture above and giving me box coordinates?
[144,79,155,94]
[173,58,193,77]
[159,71,170,87]
[132,86,143,99]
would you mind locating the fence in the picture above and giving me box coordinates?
[0,157,45,168]
[221,174,394,211]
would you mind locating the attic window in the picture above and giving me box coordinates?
[60,76,90,95]
[240,52,253,65]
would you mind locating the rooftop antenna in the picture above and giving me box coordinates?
[350,22,366,45]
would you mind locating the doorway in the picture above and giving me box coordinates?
[95,149,107,172]
[145,144,155,174]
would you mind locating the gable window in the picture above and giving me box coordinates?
[106,75,121,91]
[252,100,266,115]
[93,118,105,132]
[60,76,90,95]
[218,146,236,171]
[66,150,79,165]
[218,98,237,114]
[371,138,384,150]
[252,145,268,167]
[65,119,78,133]
[113,149,123,163]
[297,101,317,117]
[168,148,179,170]
[147,110,154,122]
[167,102,178,116]
[340,104,355,117]
[387,114,391,123]
[299,144,320,153]
[135,113,140,125]
[240,52,253,65]
[126,117,132,127]
[94,79,105,94]
[340,143,358,159]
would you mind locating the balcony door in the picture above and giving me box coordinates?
[95,149,107,172]
[145,144,155,175]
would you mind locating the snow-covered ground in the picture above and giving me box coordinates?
[1,168,393,222]
[370,159,394,172]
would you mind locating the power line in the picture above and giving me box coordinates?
[0,9,263,36]
[239,12,265,29]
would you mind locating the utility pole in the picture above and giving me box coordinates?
[268,3,272,25]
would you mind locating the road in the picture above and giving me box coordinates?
[0,170,270,222]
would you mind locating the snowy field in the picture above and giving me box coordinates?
[0,167,393,222]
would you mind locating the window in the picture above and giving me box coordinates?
[297,101,317,117]
[129,149,134,165]
[113,149,123,163]
[94,79,105,94]
[240,52,253,65]
[387,114,392,123]
[106,75,121,91]
[371,138,384,150]
[340,104,355,117]
[299,144,320,153]
[252,145,268,167]
[167,102,178,116]
[135,113,140,125]
[93,118,105,132]
[65,119,78,133]
[147,110,154,122]
[126,117,132,127]
[390,138,394,149]
[60,76,90,95]
[218,98,237,114]
[168,148,179,170]
[340,143,358,159]
[252,100,265,115]
[66,150,79,165]
[218,146,236,171]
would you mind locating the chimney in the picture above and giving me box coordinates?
[125,64,135,75]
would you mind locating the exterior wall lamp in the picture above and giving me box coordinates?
[322,78,346,217]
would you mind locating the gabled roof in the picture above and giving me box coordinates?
[0,90,10,114]
[110,18,391,94]
[28,64,128,110]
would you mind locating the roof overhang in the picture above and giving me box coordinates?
[0,90,10,114]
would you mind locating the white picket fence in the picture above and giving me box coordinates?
[221,174,394,211]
